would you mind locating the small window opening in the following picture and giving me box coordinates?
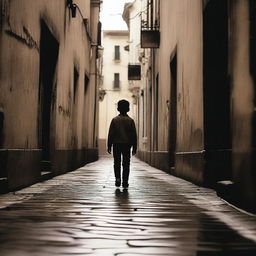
[114,73,120,89]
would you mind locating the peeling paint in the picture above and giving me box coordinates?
[51,82,57,110]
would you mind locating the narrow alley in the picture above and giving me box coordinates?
[0,157,255,256]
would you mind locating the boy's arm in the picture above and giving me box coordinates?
[131,120,137,155]
[107,119,115,154]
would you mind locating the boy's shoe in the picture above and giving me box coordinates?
[115,179,121,187]
[122,182,129,189]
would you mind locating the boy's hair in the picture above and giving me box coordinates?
[117,99,130,113]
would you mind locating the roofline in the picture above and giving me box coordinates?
[122,2,134,29]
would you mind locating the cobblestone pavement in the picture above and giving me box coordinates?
[0,157,255,256]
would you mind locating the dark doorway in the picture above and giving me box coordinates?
[169,52,177,167]
[73,67,79,103]
[39,20,59,172]
[249,1,256,194]
[203,0,230,150]
[249,0,256,150]
[203,0,231,183]
[84,74,89,94]
[72,67,79,148]
[0,111,4,148]
[154,74,159,151]
[83,74,89,133]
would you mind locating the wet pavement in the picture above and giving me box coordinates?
[0,157,255,256]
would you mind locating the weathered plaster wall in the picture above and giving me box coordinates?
[155,0,204,183]
[0,0,93,150]
[126,0,256,210]
[158,0,204,153]
[0,0,99,190]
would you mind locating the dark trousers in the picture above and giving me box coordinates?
[113,143,131,183]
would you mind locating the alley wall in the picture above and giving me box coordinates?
[0,0,100,190]
[124,0,256,211]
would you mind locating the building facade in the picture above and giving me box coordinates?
[0,0,101,191]
[98,30,135,155]
[123,0,256,212]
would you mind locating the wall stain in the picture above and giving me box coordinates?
[58,105,71,117]
[192,128,203,148]
[51,81,57,111]
[23,26,39,50]
[25,137,29,148]
[5,26,39,51]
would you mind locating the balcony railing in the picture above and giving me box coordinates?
[140,0,160,48]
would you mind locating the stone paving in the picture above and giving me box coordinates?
[0,157,255,256]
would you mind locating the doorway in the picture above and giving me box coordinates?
[39,20,59,172]
[249,0,256,149]
[203,0,230,151]
[0,111,3,148]
[153,74,159,151]
[203,0,231,182]
[169,52,177,167]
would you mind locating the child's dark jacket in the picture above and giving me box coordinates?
[107,114,137,150]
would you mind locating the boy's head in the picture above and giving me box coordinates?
[117,99,130,114]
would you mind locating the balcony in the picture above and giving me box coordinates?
[140,0,160,48]
[141,29,160,48]
[128,64,141,80]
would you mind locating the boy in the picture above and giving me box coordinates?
[107,100,137,188]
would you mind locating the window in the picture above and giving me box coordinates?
[128,64,141,80]
[114,73,120,89]
[114,45,120,60]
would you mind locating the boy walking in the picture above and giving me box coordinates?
[107,100,137,188]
